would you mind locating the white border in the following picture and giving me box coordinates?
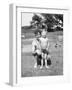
[9,4,70,86]
[9,4,17,86]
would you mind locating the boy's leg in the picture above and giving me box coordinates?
[47,54,51,66]
[45,54,50,68]
[40,60,43,69]
[40,53,43,69]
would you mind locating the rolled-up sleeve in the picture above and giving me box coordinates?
[32,40,36,54]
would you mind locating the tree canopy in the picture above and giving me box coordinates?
[30,13,63,32]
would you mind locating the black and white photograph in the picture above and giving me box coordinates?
[9,4,70,86]
[21,12,63,77]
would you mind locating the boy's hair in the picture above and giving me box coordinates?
[34,29,41,35]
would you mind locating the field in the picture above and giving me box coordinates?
[21,31,63,77]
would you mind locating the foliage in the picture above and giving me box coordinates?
[30,13,63,32]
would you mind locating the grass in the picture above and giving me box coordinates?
[21,31,63,77]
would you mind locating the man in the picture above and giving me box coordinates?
[32,30,42,68]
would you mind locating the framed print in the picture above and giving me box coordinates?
[9,4,70,86]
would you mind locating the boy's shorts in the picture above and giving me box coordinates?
[41,49,51,66]
[41,49,49,55]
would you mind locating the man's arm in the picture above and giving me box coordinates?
[32,40,36,54]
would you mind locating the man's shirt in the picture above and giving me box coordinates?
[32,38,41,53]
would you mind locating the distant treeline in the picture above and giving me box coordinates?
[21,25,63,34]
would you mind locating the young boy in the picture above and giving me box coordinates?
[32,30,42,68]
[40,28,51,69]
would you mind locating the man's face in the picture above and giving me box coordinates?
[35,32,41,39]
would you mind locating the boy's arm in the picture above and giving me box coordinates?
[46,38,49,51]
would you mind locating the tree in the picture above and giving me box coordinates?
[41,14,63,31]
[30,13,63,32]
[30,14,42,29]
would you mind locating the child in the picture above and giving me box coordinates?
[32,30,42,68]
[40,28,51,69]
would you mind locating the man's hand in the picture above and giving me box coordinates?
[36,50,41,55]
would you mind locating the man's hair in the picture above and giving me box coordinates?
[42,25,47,30]
[34,29,41,35]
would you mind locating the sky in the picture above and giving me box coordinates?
[22,13,34,26]
[22,13,44,26]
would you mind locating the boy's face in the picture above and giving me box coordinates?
[42,34,46,38]
[41,29,47,38]
[43,28,47,31]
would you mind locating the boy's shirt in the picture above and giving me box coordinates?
[32,38,41,54]
[39,37,49,50]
